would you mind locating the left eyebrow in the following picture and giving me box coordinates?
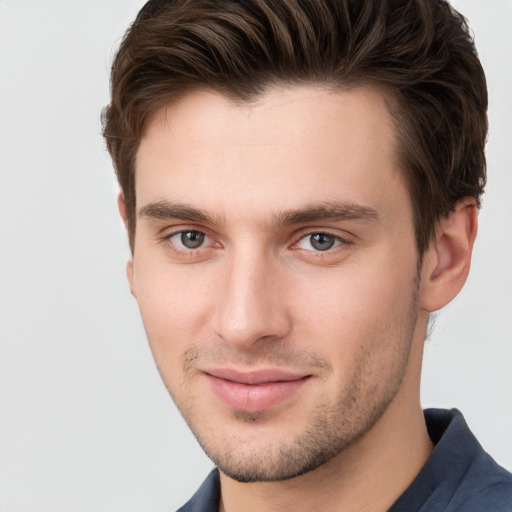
[274,201,380,226]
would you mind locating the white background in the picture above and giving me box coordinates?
[0,1,510,511]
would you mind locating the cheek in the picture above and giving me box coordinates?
[132,260,215,369]
[291,257,418,358]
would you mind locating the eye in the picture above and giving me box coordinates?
[296,232,343,252]
[168,230,210,250]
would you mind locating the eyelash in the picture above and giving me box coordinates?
[164,229,216,256]
[292,231,352,254]
[162,228,352,257]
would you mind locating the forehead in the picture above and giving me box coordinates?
[135,85,409,224]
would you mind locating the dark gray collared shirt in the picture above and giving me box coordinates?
[177,409,512,511]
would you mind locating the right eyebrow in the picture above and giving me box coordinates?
[138,201,216,224]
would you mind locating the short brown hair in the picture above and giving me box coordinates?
[103,0,487,255]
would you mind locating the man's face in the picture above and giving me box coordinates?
[129,86,425,482]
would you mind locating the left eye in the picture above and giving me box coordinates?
[169,230,210,249]
[296,233,342,252]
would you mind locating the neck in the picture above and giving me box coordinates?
[219,321,433,512]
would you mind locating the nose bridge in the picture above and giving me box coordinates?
[213,242,289,347]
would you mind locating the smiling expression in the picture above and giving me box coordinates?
[128,85,426,482]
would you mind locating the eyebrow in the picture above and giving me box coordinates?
[138,200,379,227]
[139,201,215,223]
[276,202,379,226]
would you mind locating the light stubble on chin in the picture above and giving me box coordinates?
[156,277,420,483]
[201,343,411,484]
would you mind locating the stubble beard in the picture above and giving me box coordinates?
[157,278,421,484]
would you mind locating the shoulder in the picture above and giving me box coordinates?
[458,480,512,511]
[449,438,512,511]
[390,409,512,512]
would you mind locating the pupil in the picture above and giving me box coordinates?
[311,233,334,251]
[181,231,205,249]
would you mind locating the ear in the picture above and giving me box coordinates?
[117,192,129,226]
[420,199,478,312]
[117,193,136,297]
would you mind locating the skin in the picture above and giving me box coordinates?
[123,86,477,512]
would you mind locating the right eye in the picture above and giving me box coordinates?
[168,230,211,250]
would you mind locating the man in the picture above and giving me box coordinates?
[102,0,512,510]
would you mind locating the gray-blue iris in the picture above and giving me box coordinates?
[310,233,335,251]
[181,231,205,248]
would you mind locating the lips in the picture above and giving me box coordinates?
[203,368,310,412]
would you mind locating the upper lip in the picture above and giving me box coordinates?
[203,367,309,385]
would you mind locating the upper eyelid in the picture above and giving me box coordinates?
[157,222,210,237]
[167,229,213,242]
[160,227,353,249]
[289,229,354,254]
[153,214,358,235]
[164,230,216,256]
[293,228,354,243]
[167,227,207,235]
[162,225,213,240]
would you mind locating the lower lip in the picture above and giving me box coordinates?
[205,374,309,412]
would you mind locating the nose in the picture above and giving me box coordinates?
[212,246,292,349]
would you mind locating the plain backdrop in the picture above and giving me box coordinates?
[0,1,511,511]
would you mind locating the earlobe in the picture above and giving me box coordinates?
[420,199,478,312]
[126,259,136,298]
